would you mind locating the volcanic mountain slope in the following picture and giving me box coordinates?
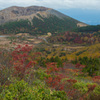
[0,6,87,35]
[0,6,50,24]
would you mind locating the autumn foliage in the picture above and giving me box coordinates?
[0,44,100,100]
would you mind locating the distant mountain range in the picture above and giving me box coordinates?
[0,6,87,35]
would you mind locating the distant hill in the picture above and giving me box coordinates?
[73,25,100,32]
[0,6,87,35]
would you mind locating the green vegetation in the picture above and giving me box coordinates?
[73,25,100,32]
[0,14,78,35]
[0,80,68,100]
[0,19,32,34]
[72,57,100,76]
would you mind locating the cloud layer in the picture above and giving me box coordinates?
[0,0,100,10]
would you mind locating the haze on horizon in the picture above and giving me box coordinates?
[0,0,100,25]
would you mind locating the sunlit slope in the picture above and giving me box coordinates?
[68,43,100,60]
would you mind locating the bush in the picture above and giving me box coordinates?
[73,82,88,94]
[93,85,100,95]
[0,80,68,100]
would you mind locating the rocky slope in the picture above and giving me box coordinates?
[0,6,50,24]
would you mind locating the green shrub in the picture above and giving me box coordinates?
[0,80,68,100]
[93,85,100,95]
[73,82,88,94]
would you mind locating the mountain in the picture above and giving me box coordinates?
[0,6,87,35]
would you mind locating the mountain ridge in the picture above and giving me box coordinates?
[0,6,50,25]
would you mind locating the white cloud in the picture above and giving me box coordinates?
[0,0,100,10]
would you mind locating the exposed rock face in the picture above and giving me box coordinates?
[0,6,50,24]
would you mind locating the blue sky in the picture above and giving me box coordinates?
[0,0,100,25]
[58,9,100,25]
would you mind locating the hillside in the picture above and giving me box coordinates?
[48,31,100,45]
[0,6,87,35]
[67,43,100,60]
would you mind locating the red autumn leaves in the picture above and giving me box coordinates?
[11,44,40,78]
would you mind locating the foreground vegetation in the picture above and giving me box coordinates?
[0,44,100,100]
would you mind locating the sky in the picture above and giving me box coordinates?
[0,0,100,25]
